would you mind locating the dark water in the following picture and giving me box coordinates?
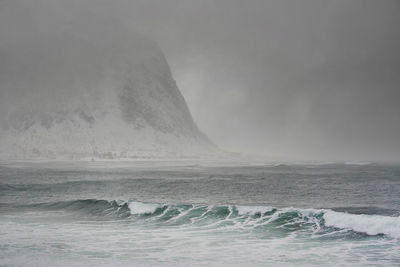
[1,161,400,266]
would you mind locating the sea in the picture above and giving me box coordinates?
[0,161,399,266]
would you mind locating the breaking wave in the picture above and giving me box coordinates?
[16,199,400,239]
[323,210,400,238]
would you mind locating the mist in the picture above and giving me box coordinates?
[1,0,400,162]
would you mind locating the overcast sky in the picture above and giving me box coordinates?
[1,0,400,161]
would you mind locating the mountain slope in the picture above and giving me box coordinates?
[0,6,215,160]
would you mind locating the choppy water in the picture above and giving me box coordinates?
[1,161,400,266]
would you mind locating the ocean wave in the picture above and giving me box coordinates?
[324,210,400,238]
[23,199,132,218]
[10,199,400,239]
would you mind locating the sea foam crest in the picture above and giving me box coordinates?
[128,201,161,215]
[323,210,400,238]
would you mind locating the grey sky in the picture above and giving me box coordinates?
[1,0,400,161]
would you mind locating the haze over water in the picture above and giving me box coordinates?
[1,161,400,266]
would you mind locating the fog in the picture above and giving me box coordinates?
[1,0,400,162]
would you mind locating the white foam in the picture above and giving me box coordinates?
[323,210,400,238]
[128,201,161,215]
[344,161,371,165]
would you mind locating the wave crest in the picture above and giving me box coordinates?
[15,199,400,239]
[324,210,400,238]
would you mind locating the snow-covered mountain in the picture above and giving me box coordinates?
[0,6,216,160]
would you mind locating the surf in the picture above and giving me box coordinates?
[9,199,400,239]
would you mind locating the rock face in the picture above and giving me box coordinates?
[0,9,215,159]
